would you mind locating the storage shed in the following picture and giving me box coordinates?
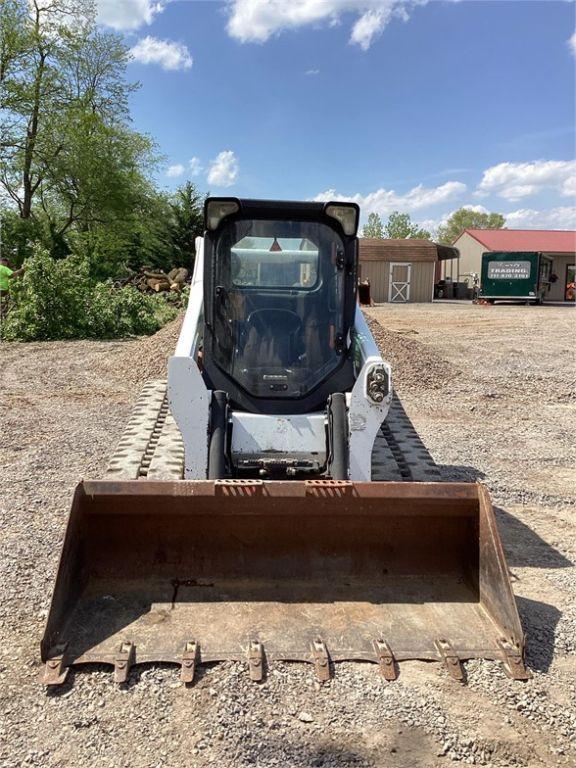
[358,238,459,303]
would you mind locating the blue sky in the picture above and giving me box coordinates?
[99,0,576,232]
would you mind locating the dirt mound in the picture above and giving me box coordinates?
[120,315,184,384]
[365,314,459,392]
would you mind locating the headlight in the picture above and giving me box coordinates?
[205,199,240,231]
[324,203,359,236]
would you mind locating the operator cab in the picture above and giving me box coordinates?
[202,198,360,415]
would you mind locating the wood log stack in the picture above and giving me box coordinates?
[117,267,189,294]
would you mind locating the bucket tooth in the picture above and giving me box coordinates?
[114,642,135,684]
[373,639,397,681]
[248,640,264,682]
[41,644,68,686]
[435,639,464,682]
[181,641,198,684]
[311,638,331,683]
[498,638,531,681]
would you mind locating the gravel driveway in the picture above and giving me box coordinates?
[0,302,574,767]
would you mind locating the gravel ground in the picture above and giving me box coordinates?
[0,302,574,767]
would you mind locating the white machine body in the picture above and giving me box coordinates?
[168,236,392,481]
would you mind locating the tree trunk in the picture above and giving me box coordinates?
[21,7,45,219]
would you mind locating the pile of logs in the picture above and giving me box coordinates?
[118,267,190,294]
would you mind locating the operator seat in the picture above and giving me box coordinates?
[243,308,303,369]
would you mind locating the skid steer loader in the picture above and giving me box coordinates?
[40,198,529,686]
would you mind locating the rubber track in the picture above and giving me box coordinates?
[106,380,184,480]
[376,395,442,482]
[147,411,186,480]
[106,382,440,482]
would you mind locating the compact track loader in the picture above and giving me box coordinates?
[41,199,529,685]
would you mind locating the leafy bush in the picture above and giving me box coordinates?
[0,247,178,341]
[0,209,47,267]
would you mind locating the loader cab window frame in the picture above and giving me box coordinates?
[202,204,358,415]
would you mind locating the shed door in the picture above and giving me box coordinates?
[389,263,411,302]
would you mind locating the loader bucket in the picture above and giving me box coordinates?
[40,480,528,685]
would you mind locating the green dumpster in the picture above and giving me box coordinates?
[479,252,552,304]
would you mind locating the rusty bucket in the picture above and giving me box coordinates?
[40,480,528,684]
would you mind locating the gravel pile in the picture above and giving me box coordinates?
[0,302,574,767]
[119,315,184,385]
[106,311,459,394]
[364,314,459,392]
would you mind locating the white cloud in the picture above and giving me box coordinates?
[476,160,576,201]
[30,1,92,36]
[227,0,425,50]
[350,8,393,51]
[562,174,576,198]
[504,207,576,230]
[189,157,203,176]
[166,163,185,178]
[97,0,164,31]
[416,218,440,236]
[207,150,239,187]
[569,32,576,57]
[306,68,320,76]
[417,204,576,236]
[130,36,193,71]
[313,180,466,217]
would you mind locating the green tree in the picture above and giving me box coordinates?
[1,0,96,219]
[168,182,205,267]
[437,208,505,244]
[362,212,384,238]
[71,185,175,280]
[384,211,431,240]
[41,113,156,238]
[0,1,200,340]
[0,207,44,266]
[1,1,152,243]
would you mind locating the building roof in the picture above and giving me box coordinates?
[458,229,576,253]
[359,238,457,263]
[436,243,460,261]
